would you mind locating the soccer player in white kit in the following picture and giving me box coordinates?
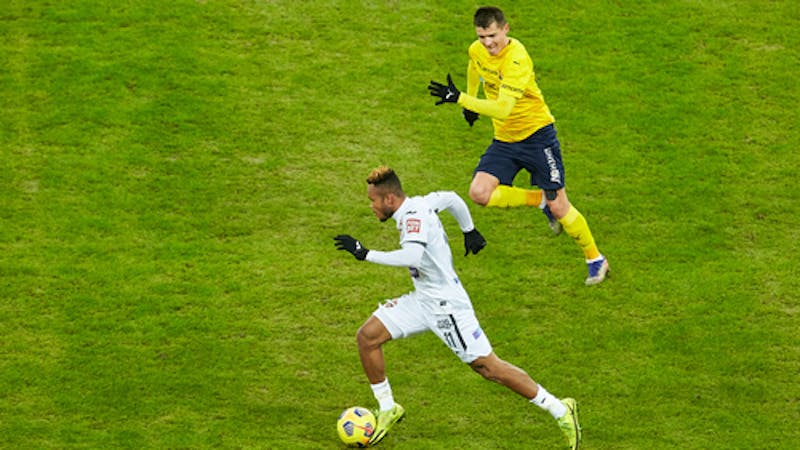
[334,166,581,448]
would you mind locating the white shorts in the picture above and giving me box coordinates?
[373,291,493,364]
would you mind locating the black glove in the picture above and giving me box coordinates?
[334,234,369,261]
[463,229,487,256]
[462,108,479,127]
[428,73,461,105]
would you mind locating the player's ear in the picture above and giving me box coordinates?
[386,192,403,210]
[384,192,396,207]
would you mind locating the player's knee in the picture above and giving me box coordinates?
[356,324,378,349]
[547,203,568,219]
[357,320,388,349]
[546,191,570,218]
[469,184,491,206]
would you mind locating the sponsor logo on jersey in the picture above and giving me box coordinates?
[478,62,499,77]
[501,83,524,94]
[406,218,421,233]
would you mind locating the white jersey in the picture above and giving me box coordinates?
[368,192,474,312]
[367,191,493,361]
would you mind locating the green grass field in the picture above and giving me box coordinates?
[2,1,798,448]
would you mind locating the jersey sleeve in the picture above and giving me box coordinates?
[458,91,516,120]
[365,243,425,267]
[423,191,476,232]
[466,58,480,97]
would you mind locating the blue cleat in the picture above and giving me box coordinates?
[585,256,609,286]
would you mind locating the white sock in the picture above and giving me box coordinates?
[371,378,395,412]
[530,385,567,419]
[587,254,605,264]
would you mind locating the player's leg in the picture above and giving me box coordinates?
[428,309,546,401]
[469,141,539,207]
[471,172,544,208]
[469,171,500,206]
[468,352,538,398]
[523,125,608,284]
[541,203,563,236]
[545,188,597,257]
[545,189,608,285]
[356,315,392,385]
[357,315,406,445]
[363,295,427,443]
[469,353,569,418]
[514,125,569,235]
[469,353,581,449]
[438,306,581,450]
[472,133,559,232]
[468,353,565,415]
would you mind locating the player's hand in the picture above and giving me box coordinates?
[463,229,487,256]
[462,108,479,127]
[428,73,460,105]
[334,234,369,261]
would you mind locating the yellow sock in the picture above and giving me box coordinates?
[487,185,543,208]
[559,205,601,260]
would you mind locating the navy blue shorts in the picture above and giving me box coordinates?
[474,124,566,190]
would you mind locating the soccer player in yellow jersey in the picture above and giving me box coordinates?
[428,6,609,286]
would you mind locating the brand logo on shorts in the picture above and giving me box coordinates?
[543,147,562,184]
[472,328,483,339]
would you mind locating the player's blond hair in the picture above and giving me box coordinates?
[367,166,403,195]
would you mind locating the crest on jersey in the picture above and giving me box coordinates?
[406,218,421,234]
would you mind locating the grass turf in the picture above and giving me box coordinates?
[1,1,798,448]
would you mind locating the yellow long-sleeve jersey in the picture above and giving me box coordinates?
[458,38,555,143]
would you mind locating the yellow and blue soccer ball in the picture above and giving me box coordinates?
[336,406,376,447]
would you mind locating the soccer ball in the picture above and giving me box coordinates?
[336,406,376,447]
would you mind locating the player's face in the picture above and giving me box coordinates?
[476,21,510,56]
[367,185,394,222]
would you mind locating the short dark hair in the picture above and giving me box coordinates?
[367,166,403,195]
[474,6,506,28]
